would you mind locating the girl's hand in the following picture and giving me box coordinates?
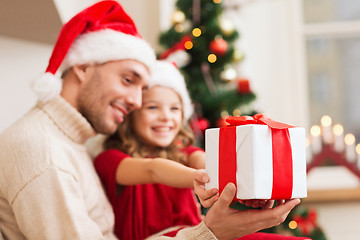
[193,170,219,208]
[194,170,279,210]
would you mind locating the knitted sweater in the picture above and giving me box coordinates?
[0,96,216,240]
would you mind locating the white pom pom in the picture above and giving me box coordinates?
[165,50,191,68]
[32,72,62,103]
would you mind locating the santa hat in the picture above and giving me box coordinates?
[33,0,156,103]
[158,35,192,68]
[149,60,193,121]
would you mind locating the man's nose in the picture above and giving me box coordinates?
[127,87,142,111]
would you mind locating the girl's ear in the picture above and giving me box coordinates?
[72,64,89,83]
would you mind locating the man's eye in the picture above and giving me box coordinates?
[122,76,133,84]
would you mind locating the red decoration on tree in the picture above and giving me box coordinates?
[237,78,251,94]
[190,117,210,133]
[209,38,228,56]
[293,209,317,236]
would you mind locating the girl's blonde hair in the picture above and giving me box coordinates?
[104,110,195,165]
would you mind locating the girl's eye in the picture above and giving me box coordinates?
[171,106,181,111]
[147,106,157,110]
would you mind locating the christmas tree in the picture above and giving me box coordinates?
[284,206,327,240]
[158,0,256,143]
[229,202,327,239]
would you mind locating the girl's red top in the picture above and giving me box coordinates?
[94,146,203,240]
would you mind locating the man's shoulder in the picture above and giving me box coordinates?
[0,109,52,147]
[0,108,63,170]
[0,110,58,200]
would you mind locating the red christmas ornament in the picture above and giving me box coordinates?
[190,117,210,133]
[209,38,228,56]
[293,209,317,236]
[237,78,251,94]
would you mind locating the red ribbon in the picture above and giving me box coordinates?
[219,126,237,198]
[218,114,295,200]
[225,114,294,129]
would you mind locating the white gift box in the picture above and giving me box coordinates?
[205,124,307,200]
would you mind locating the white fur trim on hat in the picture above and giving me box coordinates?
[32,72,62,103]
[32,29,156,103]
[164,50,191,68]
[149,61,193,121]
[60,29,156,73]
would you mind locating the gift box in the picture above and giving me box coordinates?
[205,114,307,200]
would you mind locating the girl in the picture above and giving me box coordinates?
[94,60,210,240]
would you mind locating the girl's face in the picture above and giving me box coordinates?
[133,86,183,148]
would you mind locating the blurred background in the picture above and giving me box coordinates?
[1,0,360,239]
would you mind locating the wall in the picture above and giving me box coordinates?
[304,201,360,240]
[225,0,308,128]
[0,36,52,132]
[118,0,162,51]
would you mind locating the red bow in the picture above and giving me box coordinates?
[225,114,294,129]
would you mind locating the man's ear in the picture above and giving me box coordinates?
[72,64,90,83]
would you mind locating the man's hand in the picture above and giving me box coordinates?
[238,199,269,209]
[194,171,300,240]
[204,183,300,240]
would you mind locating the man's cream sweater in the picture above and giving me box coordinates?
[0,97,216,240]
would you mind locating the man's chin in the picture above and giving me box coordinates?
[93,123,119,135]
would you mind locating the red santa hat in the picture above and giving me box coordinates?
[33,0,156,103]
[149,60,193,121]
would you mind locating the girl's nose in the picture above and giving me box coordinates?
[159,108,171,121]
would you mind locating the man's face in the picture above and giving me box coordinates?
[77,59,150,135]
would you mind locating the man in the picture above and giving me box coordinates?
[0,1,300,239]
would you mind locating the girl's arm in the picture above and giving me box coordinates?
[187,150,205,169]
[115,157,195,188]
